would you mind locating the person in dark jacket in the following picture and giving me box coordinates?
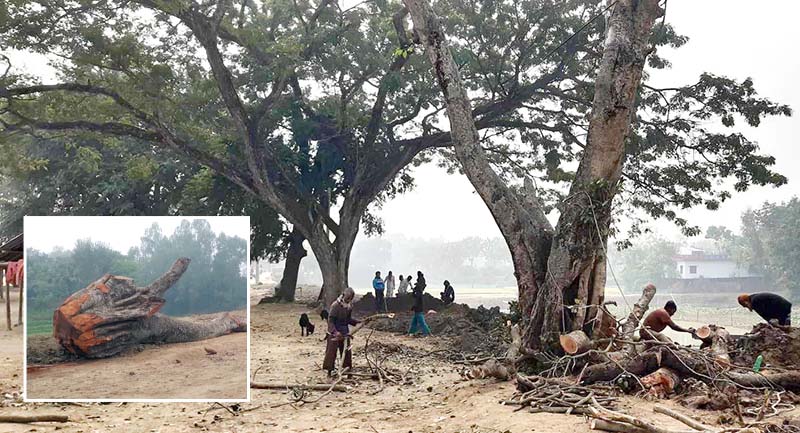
[440,280,455,305]
[372,271,385,313]
[738,293,792,326]
[408,271,431,336]
[323,287,361,375]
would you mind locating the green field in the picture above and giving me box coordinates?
[26,311,53,336]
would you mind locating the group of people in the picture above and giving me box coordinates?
[371,270,432,335]
[639,290,793,344]
[324,286,793,376]
[371,271,411,311]
[372,271,456,313]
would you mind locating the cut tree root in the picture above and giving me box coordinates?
[0,415,70,423]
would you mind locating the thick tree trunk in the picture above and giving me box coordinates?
[274,228,307,302]
[524,0,663,349]
[402,0,553,322]
[405,0,662,350]
[307,217,357,308]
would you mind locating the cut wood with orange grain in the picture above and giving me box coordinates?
[52,258,246,358]
[560,330,593,355]
[641,368,681,397]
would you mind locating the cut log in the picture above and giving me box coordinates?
[560,330,593,355]
[250,382,348,392]
[0,414,69,423]
[52,258,246,358]
[641,368,681,397]
[694,325,712,340]
[724,371,800,390]
[591,419,649,433]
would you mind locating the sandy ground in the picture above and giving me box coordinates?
[26,331,247,400]
[24,307,248,400]
[0,288,797,432]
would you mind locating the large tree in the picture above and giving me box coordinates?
[0,0,788,311]
[403,0,790,349]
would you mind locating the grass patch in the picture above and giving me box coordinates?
[26,310,52,336]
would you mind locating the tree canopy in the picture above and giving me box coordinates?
[0,133,287,261]
[0,0,790,307]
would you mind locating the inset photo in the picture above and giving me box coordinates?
[23,216,249,401]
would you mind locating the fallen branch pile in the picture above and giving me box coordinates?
[503,374,618,414]
[498,283,800,432]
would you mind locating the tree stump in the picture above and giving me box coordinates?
[53,258,246,358]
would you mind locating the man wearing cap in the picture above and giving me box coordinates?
[738,293,792,326]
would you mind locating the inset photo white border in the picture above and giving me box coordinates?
[22,215,251,403]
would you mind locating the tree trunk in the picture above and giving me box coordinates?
[274,228,307,302]
[306,218,357,308]
[522,0,663,349]
[404,0,662,350]
[402,0,553,321]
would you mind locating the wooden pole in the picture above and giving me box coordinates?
[17,274,23,326]
[5,269,10,331]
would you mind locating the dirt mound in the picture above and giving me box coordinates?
[361,302,509,355]
[353,292,450,314]
[732,323,800,369]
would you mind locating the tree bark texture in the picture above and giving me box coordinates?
[274,228,307,302]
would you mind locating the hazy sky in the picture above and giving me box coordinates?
[6,1,800,245]
[381,0,800,241]
[25,216,250,253]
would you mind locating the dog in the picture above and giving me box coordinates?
[320,309,329,321]
[299,313,315,336]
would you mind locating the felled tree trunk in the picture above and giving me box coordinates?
[53,258,246,358]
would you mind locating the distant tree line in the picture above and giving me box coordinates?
[708,197,800,300]
[27,220,247,323]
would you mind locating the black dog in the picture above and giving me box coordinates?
[320,309,329,321]
[299,313,315,336]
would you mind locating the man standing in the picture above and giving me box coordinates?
[640,300,695,344]
[372,271,385,313]
[323,287,360,376]
[738,293,792,326]
[409,271,431,336]
[384,271,396,299]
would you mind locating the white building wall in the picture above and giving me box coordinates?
[676,259,755,279]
